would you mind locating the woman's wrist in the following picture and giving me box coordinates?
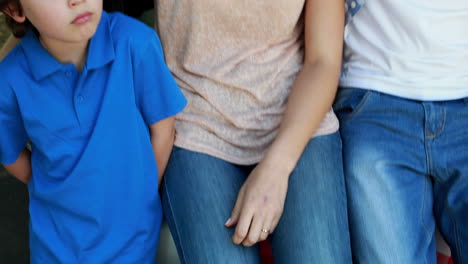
[261,145,299,178]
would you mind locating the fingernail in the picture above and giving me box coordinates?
[225,218,231,226]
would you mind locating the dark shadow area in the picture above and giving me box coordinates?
[104,0,153,18]
[0,167,29,264]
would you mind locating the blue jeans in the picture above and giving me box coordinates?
[161,132,352,264]
[334,88,468,264]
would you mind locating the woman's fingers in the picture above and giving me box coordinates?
[225,188,245,227]
[242,214,264,247]
[258,215,272,242]
[232,208,254,244]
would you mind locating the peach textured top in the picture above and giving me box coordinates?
[155,0,339,165]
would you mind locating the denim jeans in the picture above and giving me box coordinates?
[161,132,352,264]
[334,88,468,264]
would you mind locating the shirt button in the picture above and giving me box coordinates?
[350,1,357,9]
[65,71,72,77]
[77,95,84,103]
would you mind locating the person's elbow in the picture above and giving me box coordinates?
[150,117,176,144]
[3,149,32,184]
[4,163,31,184]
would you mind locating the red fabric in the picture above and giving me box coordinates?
[437,253,454,264]
[260,241,273,264]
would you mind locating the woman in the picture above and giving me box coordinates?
[155,0,351,263]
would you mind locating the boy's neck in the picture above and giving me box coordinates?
[39,37,89,72]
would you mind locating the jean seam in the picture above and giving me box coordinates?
[447,197,464,264]
[163,177,188,264]
[340,89,374,126]
[424,134,434,180]
[433,105,446,138]
[421,179,431,264]
[455,216,463,263]
[422,123,433,264]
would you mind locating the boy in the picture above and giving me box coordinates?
[0,0,187,263]
[334,0,467,263]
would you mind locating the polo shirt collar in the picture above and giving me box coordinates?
[20,11,115,80]
[85,11,115,71]
[20,32,62,80]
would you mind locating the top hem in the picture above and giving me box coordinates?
[174,125,339,166]
[340,76,468,101]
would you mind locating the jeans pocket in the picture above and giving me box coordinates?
[333,87,374,125]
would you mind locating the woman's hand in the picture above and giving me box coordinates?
[225,158,290,246]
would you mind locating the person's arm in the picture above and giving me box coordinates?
[226,0,345,246]
[149,116,176,185]
[0,63,30,184]
[3,148,32,184]
[0,35,19,61]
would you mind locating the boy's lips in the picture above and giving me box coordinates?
[71,12,93,25]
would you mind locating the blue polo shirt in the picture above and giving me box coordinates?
[0,12,186,264]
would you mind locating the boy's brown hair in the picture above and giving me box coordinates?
[1,0,33,38]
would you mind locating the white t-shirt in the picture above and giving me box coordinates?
[340,0,468,101]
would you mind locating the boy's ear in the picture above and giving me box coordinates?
[2,3,26,23]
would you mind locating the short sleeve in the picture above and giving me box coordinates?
[0,83,28,165]
[133,32,187,126]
